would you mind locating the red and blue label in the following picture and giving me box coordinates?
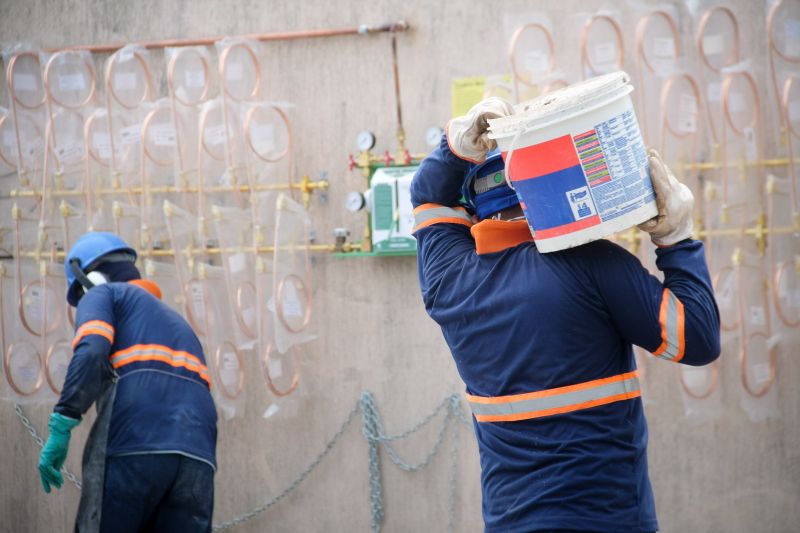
[502,134,601,240]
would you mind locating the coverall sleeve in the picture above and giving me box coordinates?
[54,286,117,420]
[410,134,477,298]
[591,239,721,366]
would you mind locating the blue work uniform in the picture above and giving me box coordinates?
[410,136,720,533]
[56,281,217,532]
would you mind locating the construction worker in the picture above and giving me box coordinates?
[411,98,720,532]
[37,232,217,533]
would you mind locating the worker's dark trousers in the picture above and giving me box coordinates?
[100,453,214,533]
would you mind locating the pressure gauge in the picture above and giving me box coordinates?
[345,191,366,212]
[356,130,376,151]
[425,126,444,147]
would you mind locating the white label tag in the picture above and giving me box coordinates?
[190,283,205,318]
[184,70,206,89]
[228,253,246,273]
[744,127,757,163]
[226,62,243,81]
[263,403,281,419]
[707,82,722,103]
[267,357,283,379]
[55,141,84,164]
[26,285,43,320]
[282,280,303,318]
[523,49,549,74]
[749,305,766,327]
[594,42,617,65]
[114,72,138,91]
[703,34,724,56]
[753,363,771,384]
[223,352,238,371]
[151,125,177,147]
[204,124,226,146]
[92,132,112,158]
[653,37,676,59]
[677,93,697,133]
[119,124,141,145]
[251,123,275,152]
[58,73,85,92]
[13,73,38,92]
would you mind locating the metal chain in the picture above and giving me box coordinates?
[15,393,475,532]
[14,404,83,489]
[212,402,360,531]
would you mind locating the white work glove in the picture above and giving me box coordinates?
[638,149,695,246]
[446,97,515,163]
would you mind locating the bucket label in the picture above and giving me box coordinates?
[503,108,653,242]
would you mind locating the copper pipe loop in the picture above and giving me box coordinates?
[4,341,45,396]
[262,343,300,397]
[45,339,70,395]
[213,341,245,400]
[43,50,97,110]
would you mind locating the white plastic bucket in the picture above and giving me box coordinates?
[488,71,657,253]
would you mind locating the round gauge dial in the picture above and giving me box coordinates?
[345,191,366,212]
[356,130,376,151]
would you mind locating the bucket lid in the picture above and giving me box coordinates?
[488,71,632,139]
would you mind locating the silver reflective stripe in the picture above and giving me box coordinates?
[657,290,682,361]
[413,206,472,228]
[468,374,640,419]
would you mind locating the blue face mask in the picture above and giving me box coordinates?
[473,184,522,220]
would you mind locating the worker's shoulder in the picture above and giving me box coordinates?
[556,238,637,263]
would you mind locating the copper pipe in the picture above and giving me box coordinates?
[508,22,557,103]
[262,343,300,397]
[781,75,799,214]
[390,31,405,151]
[6,51,46,188]
[41,21,409,54]
[695,5,741,146]
[42,50,96,110]
[234,280,257,339]
[244,104,292,164]
[0,112,16,168]
[45,338,70,394]
[275,273,312,334]
[635,10,681,144]
[213,340,245,400]
[579,14,624,79]
[677,361,720,400]
[4,341,45,396]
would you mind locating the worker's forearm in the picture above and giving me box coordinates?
[410,134,471,208]
[655,239,721,365]
[55,337,114,419]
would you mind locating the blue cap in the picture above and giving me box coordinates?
[461,149,520,220]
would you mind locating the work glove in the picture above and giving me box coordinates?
[38,412,80,493]
[446,97,515,163]
[638,149,695,246]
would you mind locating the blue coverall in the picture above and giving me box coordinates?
[57,280,217,532]
[410,136,720,532]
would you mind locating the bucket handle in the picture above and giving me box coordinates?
[502,127,526,191]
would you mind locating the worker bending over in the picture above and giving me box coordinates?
[38,232,217,533]
[411,98,720,532]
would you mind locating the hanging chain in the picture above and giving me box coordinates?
[14,404,83,489]
[15,392,475,531]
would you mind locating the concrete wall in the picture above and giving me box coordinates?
[1,0,798,532]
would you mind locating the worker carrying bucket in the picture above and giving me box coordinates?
[37,232,217,533]
[411,73,720,532]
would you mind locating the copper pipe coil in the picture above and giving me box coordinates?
[182,278,212,337]
[213,340,245,400]
[42,50,96,110]
[198,100,227,162]
[695,5,741,146]
[4,341,45,396]
[275,273,312,334]
[658,73,704,153]
[40,21,409,54]
[44,338,70,395]
[6,51,47,110]
[766,0,800,64]
[772,260,800,328]
[720,70,761,213]
[677,360,720,400]
[218,42,261,102]
[579,14,624,79]
[167,47,212,107]
[243,104,292,163]
[262,342,300,397]
[140,102,179,168]
[636,10,681,143]
[104,49,153,110]
[234,280,257,339]
[19,278,63,337]
[739,331,778,398]
[508,23,556,86]
[0,112,17,168]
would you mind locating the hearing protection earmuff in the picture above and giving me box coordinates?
[69,251,135,297]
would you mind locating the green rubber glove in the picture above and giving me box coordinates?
[38,413,80,493]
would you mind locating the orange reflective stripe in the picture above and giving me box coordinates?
[412,203,473,232]
[110,344,211,387]
[652,289,685,362]
[467,371,641,423]
[72,320,115,349]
